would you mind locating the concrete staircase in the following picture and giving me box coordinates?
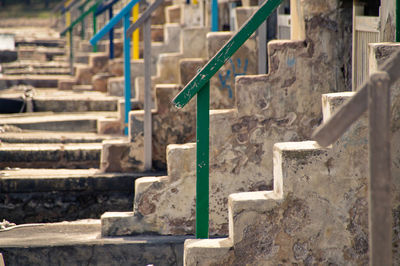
[100,0,352,237]
[3,0,395,265]
[0,2,205,265]
[184,42,400,265]
[100,3,261,173]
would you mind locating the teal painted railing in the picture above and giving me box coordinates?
[172,0,284,239]
[60,0,102,74]
[90,0,140,138]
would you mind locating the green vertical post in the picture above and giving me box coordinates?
[397,0,400,42]
[69,29,74,75]
[93,8,98,52]
[196,82,210,239]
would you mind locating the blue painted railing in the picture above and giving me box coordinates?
[90,0,140,136]
[211,0,218,31]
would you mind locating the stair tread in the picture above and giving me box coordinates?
[1,88,118,98]
[0,132,121,143]
[0,142,103,150]
[0,219,190,247]
[0,112,118,123]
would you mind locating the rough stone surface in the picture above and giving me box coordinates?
[180,58,208,86]
[184,44,400,264]
[0,220,187,266]
[0,143,101,169]
[102,84,195,172]
[92,73,113,93]
[207,31,258,109]
[102,0,353,236]
[0,169,160,224]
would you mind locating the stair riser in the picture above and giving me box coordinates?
[0,243,184,266]
[3,70,71,75]
[4,120,98,132]
[32,100,118,112]
[0,79,59,89]
[0,149,100,169]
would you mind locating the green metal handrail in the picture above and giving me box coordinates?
[60,0,102,74]
[172,0,284,239]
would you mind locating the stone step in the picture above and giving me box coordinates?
[52,55,68,62]
[0,112,117,132]
[74,52,89,64]
[72,84,93,92]
[0,219,188,266]
[0,75,71,89]
[0,168,165,224]
[0,143,102,169]
[0,131,118,144]
[0,89,120,112]
[17,46,66,61]
[15,38,65,48]
[2,68,71,76]
[1,60,69,70]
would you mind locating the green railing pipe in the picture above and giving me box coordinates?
[77,0,93,40]
[172,0,284,239]
[60,0,100,36]
[61,0,101,74]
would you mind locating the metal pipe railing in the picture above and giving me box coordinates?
[90,0,141,139]
[60,0,102,74]
[95,0,121,59]
[126,0,165,171]
[172,0,284,239]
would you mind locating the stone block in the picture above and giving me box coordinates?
[179,58,207,86]
[234,6,257,30]
[166,5,181,24]
[58,78,76,90]
[75,65,93,85]
[89,52,109,73]
[92,73,113,92]
[181,27,208,58]
[97,118,123,135]
[100,139,143,173]
[207,31,258,109]
[184,239,232,266]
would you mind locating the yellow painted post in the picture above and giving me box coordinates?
[65,0,72,47]
[132,3,140,59]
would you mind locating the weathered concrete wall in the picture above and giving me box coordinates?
[184,43,400,265]
[101,0,354,236]
[100,84,196,172]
